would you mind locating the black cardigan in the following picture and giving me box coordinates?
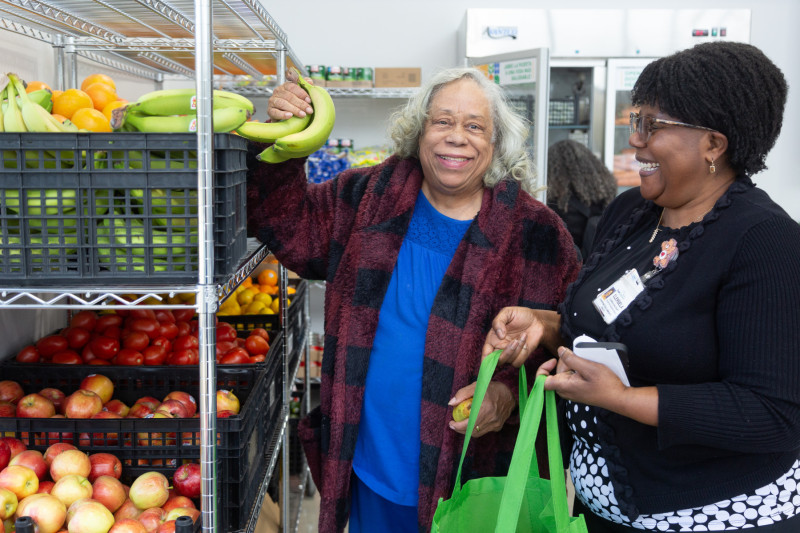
[559,178,800,517]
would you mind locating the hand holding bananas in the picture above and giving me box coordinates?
[235,68,336,164]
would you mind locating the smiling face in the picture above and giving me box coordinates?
[418,78,494,202]
[631,105,717,209]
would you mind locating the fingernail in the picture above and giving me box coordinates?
[557,346,568,358]
[449,423,455,430]
[448,397,457,406]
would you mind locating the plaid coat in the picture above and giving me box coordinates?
[246,149,580,532]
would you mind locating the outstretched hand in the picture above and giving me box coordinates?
[266,70,314,121]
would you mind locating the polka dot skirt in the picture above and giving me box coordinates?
[566,401,800,531]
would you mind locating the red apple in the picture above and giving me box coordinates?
[216,410,235,418]
[67,498,115,533]
[51,474,93,508]
[216,389,240,414]
[44,443,77,468]
[38,388,66,413]
[79,374,114,405]
[63,390,103,419]
[155,520,176,533]
[171,463,200,499]
[0,465,39,500]
[161,495,195,514]
[137,507,166,533]
[9,450,47,481]
[0,381,24,405]
[103,399,130,417]
[15,492,66,533]
[114,498,143,521]
[164,507,200,523]
[109,518,148,533]
[0,442,9,471]
[17,394,56,419]
[49,449,91,482]
[0,402,15,418]
[0,439,25,460]
[88,453,122,483]
[92,475,126,513]
[127,404,154,419]
[0,487,17,519]
[129,472,169,510]
[36,480,55,494]
[154,400,189,419]
[162,392,196,418]
[133,397,161,412]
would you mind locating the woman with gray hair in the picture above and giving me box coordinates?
[247,66,579,533]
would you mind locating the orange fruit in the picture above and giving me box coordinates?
[258,269,278,287]
[26,81,52,93]
[101,99,128,121]
[70,107,112,132]
[85,82,118,112]
[51,90,63,100]
[81,73,116,92]
[52,88,94,119]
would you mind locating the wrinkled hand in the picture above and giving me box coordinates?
[448,381,515,438]
[538,347,628,408]
[482,307,561,368]
[266,71,314,121]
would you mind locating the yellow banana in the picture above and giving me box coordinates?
[256,145,293,164]
[128,88,254,117]
[3,74,27,132]
[121,106,248,133]
[272,71,335,156]
[235,114,311,143]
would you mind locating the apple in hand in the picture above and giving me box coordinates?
[63,390,104,419]
[79,374,114,405]
[0,465,39,500]
[452,398,472,422]
[67,498,115,533]
[92,475,126,513]
[0,487,17,520]
[109,518,148,533]
[50,449,91,481]
[172,463,200,499]
[129,472,169,510]
[88,453,122,482]
[9,450,47,481]
[51,474,93,508]
[15,492,66,533]
[216,389,240,414]
[0,381,24,405]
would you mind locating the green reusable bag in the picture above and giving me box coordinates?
[431,350,588,533]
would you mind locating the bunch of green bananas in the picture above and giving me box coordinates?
[1,73,77,133]
[112,88,254,133]
[235,68,336,163]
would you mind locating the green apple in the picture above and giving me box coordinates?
[452,398,472,422]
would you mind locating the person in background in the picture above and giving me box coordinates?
[246,67,579,533]
[546,139,617,259]
[483,41,800,532]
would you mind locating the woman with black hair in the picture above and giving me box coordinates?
[547,139,617,258]
[483,41,800,532]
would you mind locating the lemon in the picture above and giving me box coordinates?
[253,292,273,307]
[237,287,257,306]
[244,301,267,314]
[270,298,280,314]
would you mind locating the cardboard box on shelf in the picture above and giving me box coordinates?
[374,68,421,88]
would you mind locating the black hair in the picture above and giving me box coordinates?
[631,41,787,177]
[547,140,617,212]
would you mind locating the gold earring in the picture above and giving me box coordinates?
[709,159,716,174]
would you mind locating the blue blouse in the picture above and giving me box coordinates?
[352,191,472,506]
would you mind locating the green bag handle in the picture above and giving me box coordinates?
[495,374,570,532]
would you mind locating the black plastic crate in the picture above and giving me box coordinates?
[219,279,306,333]
[0,357,283,531]
[0,132,248,285]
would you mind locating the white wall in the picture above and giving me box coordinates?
[265,0,800,220]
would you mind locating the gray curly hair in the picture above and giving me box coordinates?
[387,67,537,194]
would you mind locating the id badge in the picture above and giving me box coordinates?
[592,269,644,324]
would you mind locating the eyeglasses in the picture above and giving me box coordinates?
[629,112,718,142]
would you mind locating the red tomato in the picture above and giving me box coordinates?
[81,344,98,362]
[216,324,238,343]
[89,336,120,360]
[143,345,168,366]
[151,336,173,354]
[250,328,270,342]
[158,322,179,340]
[154,310,176,324]
[62,327,91,350]
[16,345,40,363]
[235,338,247,348]
[175,321,191,337]
[114,348,144,366]
[128,318,160,339]
[173,334,199,352]
[249,354,266,364]
[167,348,199,365]
[173,309,195,322]
[123,331,150,351]
[216,341,236,358]
[100,325,123,340]
[51,350,83,364]
[128,308,156,321]
[219,347,250,365]
[70,310,98,331]
[189,320,199,333]
[36,334,69,357]
[244,335,269,356]
[95,313,123,332]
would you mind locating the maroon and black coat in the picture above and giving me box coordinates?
[246,149,580,533]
